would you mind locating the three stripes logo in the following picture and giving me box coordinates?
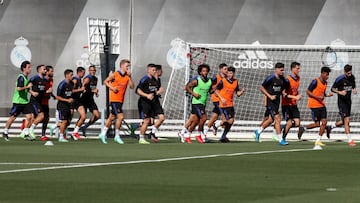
[233,49,273,69]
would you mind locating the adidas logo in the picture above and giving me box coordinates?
[233,48,273,69]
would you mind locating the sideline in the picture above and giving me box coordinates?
[0,148,314,174]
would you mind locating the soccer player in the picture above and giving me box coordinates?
[327,64,357,147]
[39,65,55,141]
[79,65,100,135]
[56,69,74,142]
[136,64,158,144]
[178,64,212,144]
[98,59,134,144]
[203,63,228,138]
[300,66,333,147]
[254,62,286,143]
[215,66,245,142]
[26,64,47,139]
[2,61,33,141]
[146,64,166,143]
[280,62,302,145]
[70,66,86,140]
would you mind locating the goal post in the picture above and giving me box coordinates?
[162,41,360,137]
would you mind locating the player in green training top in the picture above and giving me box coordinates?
[178,64,213,144]
[2,61,34,141]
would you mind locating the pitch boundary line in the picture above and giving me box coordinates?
[0,148,313,174]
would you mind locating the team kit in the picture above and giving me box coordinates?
[2,60,356,147]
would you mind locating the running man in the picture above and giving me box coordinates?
[300,66,333,147]
[178,64,213,144]
[70,66,86,140]
[327,64,357,147]
[56,69,74,142]
[215,66,245,142]
[203,63,228,138]
[281,62,302,145]
[98,59,134,144]
[254,62,286,143]
[27,65,47,139]
[2,61,33,141]
[79,65,100,135]
[39,65,55,141]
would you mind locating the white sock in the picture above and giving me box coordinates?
[101,127,108,135]
[23,128,29,135]
[346,134,352,142]
[181,127,187,135]
[73,126,80,133]
[30,124,36,131]
[316,136,321,142]
[139,134,145,140]
[214,121,221,128]
[151,127,158,134]
[203,126,209,134]
[4,128,8,134]
[256,127,264,134]
[115,129,120,137]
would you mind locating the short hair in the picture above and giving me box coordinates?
[147,63,156,68]
[321,66,331,74]
[64,69,73,77]
[344,64,352,72]
[155,64,162,70]
[46,65,53,71]
[37,64,45,72]
[88,65,96,70]
[20,61,31,71]
[290,62,300,69]
[274,62,285,69]
[120,59,130,67]
[197,64,210,74]
[219,63,228,69]
[227,66,235,73]
[76,66,85,73]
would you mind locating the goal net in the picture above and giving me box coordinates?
[162,42,360,137]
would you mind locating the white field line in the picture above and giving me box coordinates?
[0,148,313,174]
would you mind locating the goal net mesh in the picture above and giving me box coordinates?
[163,43,360,128]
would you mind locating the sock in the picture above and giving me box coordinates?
[101,127,109,135]
[277,133,282,141]
[4,128,8,134]
[184,132,191,138]
[214,121,221,128]
[221,122,230,139]
[151,127,158,134]
[316,135,321,142]
[139,134,145,140]
[256,127,264,134]
[181,127,187,135]
[59,133,64,139]
[73,126,80,133]
[115,129,120,137]
[203,126,209,135]
[83,122,91,129]
[346,134,352,142]
[23,128,29,135]
[30,124,36,131]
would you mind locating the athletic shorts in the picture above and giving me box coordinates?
[9,103,33,116]
[30,100,44,116]
[83,99,98,113]
[57,107,72,122]
[266,101,280,119]
[71,99,84,110]
[191,104,206,119]
[152,99,164,116]
[282,105,300,120]
[138,99,153,119]
[310,107,327,122]
[110,102,124,115]
[221,107,235,120]
[338,101,351,119]
[212,102,222,114]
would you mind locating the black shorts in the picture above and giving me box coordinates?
[266,101,280,119]
[282,105,300,120]
[338,101,351,118]
[30,100,44,116]
[138,99,153,119]
[110,102,123,115]
[191,104,206,119]
[152,99,164,116]
[311,107,327,122]
[83,99,98,113]
[221,107,235,120]
[57,107,72,122]
[212,102,223,115]
[9,103,32,116]
[71,99,84,110]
